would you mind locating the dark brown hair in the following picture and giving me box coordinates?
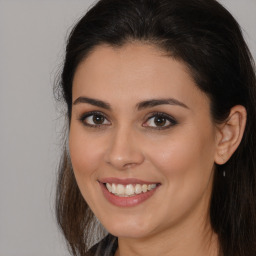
[55,0,256,255]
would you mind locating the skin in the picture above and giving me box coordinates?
[69,42,246,256]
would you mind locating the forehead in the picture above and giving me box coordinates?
[72,42,209,110]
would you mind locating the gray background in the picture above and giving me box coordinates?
[0,1,255,255]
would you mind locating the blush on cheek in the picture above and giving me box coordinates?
[69,127,103,173]
[70,146,99,175]
[150,139,212,188]
[150,143,193,173]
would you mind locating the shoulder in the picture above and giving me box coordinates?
[86,234,118,256]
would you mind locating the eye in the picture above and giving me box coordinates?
[80,112,111,127]
[143,113,177,129]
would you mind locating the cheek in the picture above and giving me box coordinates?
[68,125,108,208]
[68,125,105,180]
[142,130,216,224]
[144,128,216,186]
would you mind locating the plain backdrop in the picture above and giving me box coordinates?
[0,1,255,255]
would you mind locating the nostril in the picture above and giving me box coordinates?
[123,162,138,169]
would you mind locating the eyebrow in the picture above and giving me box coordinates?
[73,96,111,110]
[73,96,189,110]
[136,98,189,110]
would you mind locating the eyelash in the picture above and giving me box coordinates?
[79,111,110,128]
[78,111,177,130]
[143,112,177,130]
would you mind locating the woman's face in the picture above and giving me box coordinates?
[69,42,219,238]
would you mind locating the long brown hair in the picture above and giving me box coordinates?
[55,0,256,255]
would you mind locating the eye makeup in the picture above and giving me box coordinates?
[78,110,178,131]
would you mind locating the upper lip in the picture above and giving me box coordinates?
[99,177,160,185]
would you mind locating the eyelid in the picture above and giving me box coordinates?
[78,110,177,130]
[79,111,111,127]
[143,112,177,129]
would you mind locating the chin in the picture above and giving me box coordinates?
[101,216,156,239]
[108,227,151,239]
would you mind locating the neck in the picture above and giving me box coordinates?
[114,213,219,256]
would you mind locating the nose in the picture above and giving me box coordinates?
[104,126,145,170]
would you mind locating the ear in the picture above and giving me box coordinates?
[214,105,247,165]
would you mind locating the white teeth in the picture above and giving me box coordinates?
[142,184,147,193]
[125,184,135,195]
[135,184,142,194]
[105,183,157,197]
[112,183,117,194]
[106,183,112,192]
[116,184,125,195]
[148,184,156,190]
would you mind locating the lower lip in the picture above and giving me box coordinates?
[99,182,159,207]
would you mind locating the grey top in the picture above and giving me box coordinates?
[86,235,118,256]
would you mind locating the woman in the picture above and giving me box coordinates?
[55,0,256,255]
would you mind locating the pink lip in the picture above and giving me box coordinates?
[99,177,160,185]
[98,179,160,207]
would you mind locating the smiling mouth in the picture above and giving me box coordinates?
[103,183,160,197]
[99,179,161,207]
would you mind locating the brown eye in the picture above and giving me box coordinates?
[93,114,105,124]
[154,116,167,127]
[81,112,111,127]
[143,113,177,129]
